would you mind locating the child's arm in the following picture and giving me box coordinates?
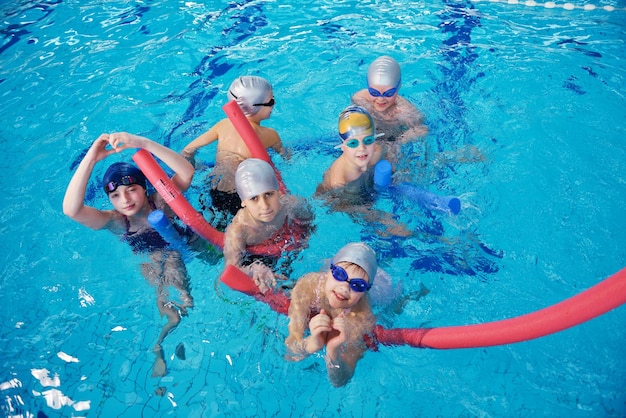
[396,98,428,143]
[109,132,194,192]
[223,218,247,268]
[324,312,366,387]
[180,122,221,160]
[261,128,290,160]
[285,274,325,359]
[62,134,117,230]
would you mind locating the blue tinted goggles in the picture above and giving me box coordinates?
[368,80,400,98]
[330,263,371,292]
[344,135,376,148]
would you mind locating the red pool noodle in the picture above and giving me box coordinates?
[220,264,626,349]
[222,100,288,194]
[132,102,292,252]
[133,149,225,249]
[222,100,271,161]
[221,264,290,315]
[375,266,626,349]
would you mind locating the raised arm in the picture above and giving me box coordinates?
[109,132,194,192]
[62,134,117,230]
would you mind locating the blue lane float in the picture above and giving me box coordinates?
[374,160,461,215]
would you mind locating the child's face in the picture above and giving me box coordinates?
[324,262,368,309]
[108,185,147,216]
[242,190,281,222]
[368,83,398,113]
[341,133,377,170]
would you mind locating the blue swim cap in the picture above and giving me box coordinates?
[102,162,146,194]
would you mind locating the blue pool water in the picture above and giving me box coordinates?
[1,0,625,416]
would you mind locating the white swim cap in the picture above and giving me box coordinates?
[367,55,401,87]
[332,242,378,285]
[228,76,273,117]
[338,105,375,141]
[235,158,279,200]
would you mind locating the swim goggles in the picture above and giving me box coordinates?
[335,133,384,149]
[367,80,400,98]
[229,90,275,107]
[105,175,139,193]
[253,97,275,107]
[330,263,371,292]
[344,135,376,148]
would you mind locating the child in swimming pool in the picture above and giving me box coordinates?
[63,132,195,377]
[351,55,428,163]
[181,76,289,229]
[223,158,314,293]
[316,105,383,196]
[316,105,410,237]
[285,242,377,387]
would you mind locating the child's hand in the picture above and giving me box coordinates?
[326,311,347,352]
[246,260,277,294]
[108,132,146,152]
[307,309,332,352]
[87,134,116,162]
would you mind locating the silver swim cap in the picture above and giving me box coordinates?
[367,56,401,87]
[338,105,375,141]
[227,76,273,117]
[332,242,378,285]
[235,158,279,200]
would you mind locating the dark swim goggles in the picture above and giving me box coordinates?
[330,263,371,292]
[367,80,400,98]
[229,90,275,107]
[105,175,139,193]
[253,97,275,107]
[344,135,376,148]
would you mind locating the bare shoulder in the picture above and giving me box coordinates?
[396,97,424,120]
[352,89,370,104]
[259,126,281,146]
[292,272,320,292]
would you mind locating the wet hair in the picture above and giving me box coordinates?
[227,76,273,117]
[235,158,279,200]
[367,55,401,87]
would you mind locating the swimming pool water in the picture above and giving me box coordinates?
[1,0,625,416]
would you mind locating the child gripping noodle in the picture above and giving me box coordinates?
[63,132,195,377]
[181,76,288,229]
[223,158,314,293]
[285,242,378,387]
